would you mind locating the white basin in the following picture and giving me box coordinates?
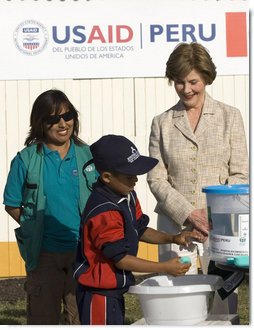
[128,274,223,325]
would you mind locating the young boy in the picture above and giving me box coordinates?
[74,134,202,325]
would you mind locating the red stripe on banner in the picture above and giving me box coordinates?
[226,12,247,57]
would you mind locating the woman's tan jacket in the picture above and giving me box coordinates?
[147,93,249,229]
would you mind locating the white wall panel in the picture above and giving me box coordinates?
[101,79,114,136]
[112,79,132,136]
[17,81,30,150]
[144,78,157,137]
[90,80,104,141]
[122,78,135,137]
[134,78,146,137]
[79,79,92,143]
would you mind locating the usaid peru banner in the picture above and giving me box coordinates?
[0,0,249,80]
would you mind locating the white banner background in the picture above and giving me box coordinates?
[0,0,249,80]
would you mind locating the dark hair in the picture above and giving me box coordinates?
[165,42,217,85]
[25,89,84,148]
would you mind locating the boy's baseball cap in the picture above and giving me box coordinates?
[90,134,158,175]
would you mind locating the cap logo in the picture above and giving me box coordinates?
[127,147,140,163]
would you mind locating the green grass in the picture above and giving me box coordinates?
[124,293,143,324]
[0,299,26,325]
[237,277,250,325]
[0,278,249,325]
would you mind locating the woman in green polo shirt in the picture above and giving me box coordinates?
[3,89,97,325]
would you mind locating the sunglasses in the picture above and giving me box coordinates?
[45,111,76,125]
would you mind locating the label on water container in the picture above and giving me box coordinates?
[209,233,249,259]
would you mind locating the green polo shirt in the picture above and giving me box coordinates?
[4,142,82,252]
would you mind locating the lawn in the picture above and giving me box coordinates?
[0,276,249,325]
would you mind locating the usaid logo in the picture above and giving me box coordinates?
[14,20,48,55]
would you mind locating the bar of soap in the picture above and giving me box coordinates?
[180,256,191,264]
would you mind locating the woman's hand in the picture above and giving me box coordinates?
[187,208,209,235]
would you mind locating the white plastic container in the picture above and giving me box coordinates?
[202,184,249,264]
[128,274,223,325]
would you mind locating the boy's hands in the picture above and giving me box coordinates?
[115,254,191,275]
[191,228,208,243]
[163,257,191,276]
[173,230,204,247]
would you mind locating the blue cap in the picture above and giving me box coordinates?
[90,135,158,175]
[202,184,249,195]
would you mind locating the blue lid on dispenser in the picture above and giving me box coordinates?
[202,184,249,195]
